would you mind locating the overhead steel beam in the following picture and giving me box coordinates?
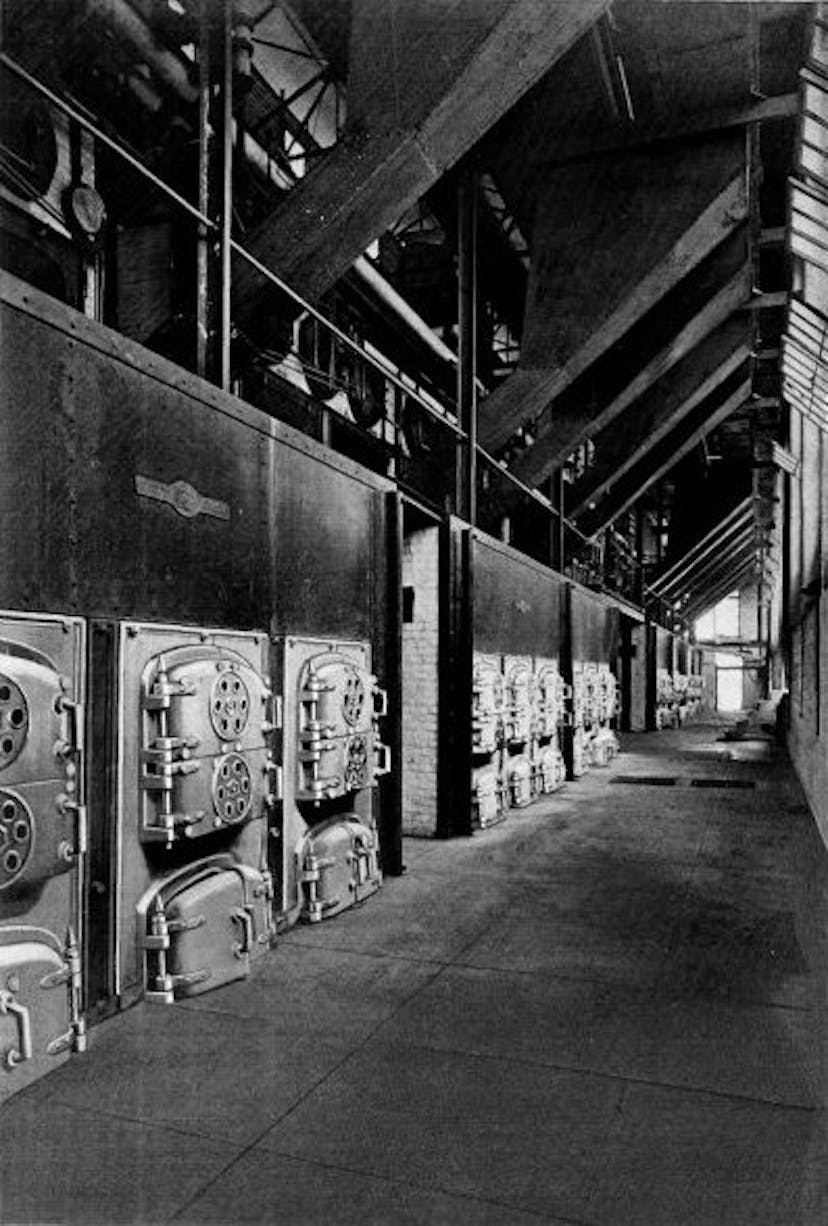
[233,0,607,314]
[666,523,756,605]
[658,519,755,605]
[649,495,753,593]
[679,533,758,605]
[579,375,752,536]
[679,547,758,620]
[537,91,798,172]
[567,316,751,517]
[684,565,756,625]
[684,553,758,621]
[478,136,748,455]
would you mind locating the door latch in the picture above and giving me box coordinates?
[0,990,32,1069]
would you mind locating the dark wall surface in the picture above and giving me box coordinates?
[0,273,389,641]
[655,626,674,671]
[473,533,563,657]
[571,586,619,664]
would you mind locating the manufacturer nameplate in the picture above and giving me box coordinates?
[134,476,230,522]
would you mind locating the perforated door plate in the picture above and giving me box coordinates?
[0,676,29,767]
[0,790,33,887]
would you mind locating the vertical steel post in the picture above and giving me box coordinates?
[379,491,404,875]
[550,470,566,573]
[645,619,658,731]
[197,0,232,389]
[634,505,645,606]
[456,165,477,524]
[560,583,574,777]
[437,520,474,837]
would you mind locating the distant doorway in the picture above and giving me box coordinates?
[715,651,744,711]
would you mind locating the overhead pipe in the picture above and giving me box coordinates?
[353,256,459,369]
[86,0,460,373]
[84,0,199,104]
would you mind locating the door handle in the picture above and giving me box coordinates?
[0,990,32,1069]
[231,907,253,958]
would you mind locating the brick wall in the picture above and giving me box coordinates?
[786,413,828,846]
[401,527,440,836]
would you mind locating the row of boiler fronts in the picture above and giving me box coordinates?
[471,653,571,828]
[656,670,705,728]
[0,611,388,1102]
[571,662,621,777]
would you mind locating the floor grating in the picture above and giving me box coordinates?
[689,778,756,790]
[611,776,677,786]
[611,776,756,790]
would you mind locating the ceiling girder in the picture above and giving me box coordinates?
[536,92,798,172]
[650,495,754,594]
[579,375,752,537]
[683,528,759,599]
[684,553,758,621]
[232,0,607,315]
[664,522,756,607]
[568,316,751,517]
[478,136,749,456]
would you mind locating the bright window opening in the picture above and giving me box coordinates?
[695,590,740,640]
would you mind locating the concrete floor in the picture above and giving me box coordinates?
[3,721,828,1225]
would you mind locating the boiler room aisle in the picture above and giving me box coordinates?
[1,721,826,1225]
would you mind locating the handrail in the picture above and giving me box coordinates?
[0,51,463,439]
[0,53,213,231]
[228,241,464,437]
[2,50,641,590]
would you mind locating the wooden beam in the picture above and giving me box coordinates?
[478,137,748,454]
[580,376,753,536]
[568,317,751,518]
[233,0,607,314]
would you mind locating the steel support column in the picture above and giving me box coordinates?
[197,0,233,389]
[456,164,477,524]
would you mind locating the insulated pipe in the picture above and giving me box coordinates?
[84,0,199,104]
[86,0,459,375]
[85,0,292,189]
[353,256,458,369]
